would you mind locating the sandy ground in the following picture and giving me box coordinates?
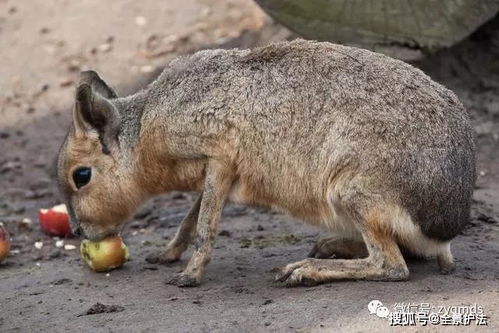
[1,1,498,332]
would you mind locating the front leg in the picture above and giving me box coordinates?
[276,204,410,286]
[168,160,233,287]
[146,194,202,264]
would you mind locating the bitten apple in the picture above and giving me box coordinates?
[0,222,11,263]
[39,204,73,237]
[80,236,129,272]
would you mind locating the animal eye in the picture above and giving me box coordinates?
[72,167,92,189]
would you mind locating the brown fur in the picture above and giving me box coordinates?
[57,40,475,286]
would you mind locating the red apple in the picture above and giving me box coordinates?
[39,204,73,237]
[80,235,129,272]
[0,222,11,263]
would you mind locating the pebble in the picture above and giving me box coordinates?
[49,249,62,259]
[0,161,22,174]
[64,244,76,251]
[135,16,147,27]
[140,65,154,73]
[18,218,33,232]
[59,78,74,87]
[98,43,112,53]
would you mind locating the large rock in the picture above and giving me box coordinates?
[255,0,499,59]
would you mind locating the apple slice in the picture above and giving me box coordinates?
[80,236,129,272]
[39,204,73,237]
[0,222,11,263]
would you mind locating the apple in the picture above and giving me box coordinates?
[0,222,11,263]
[39,204,73,237]
[80,236,129,272]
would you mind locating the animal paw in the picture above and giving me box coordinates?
[166,273,200,288]
[274,260,320,287]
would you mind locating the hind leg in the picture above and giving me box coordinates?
[276,205,409,286]
[437,242,455,274]
[308,235,368,259]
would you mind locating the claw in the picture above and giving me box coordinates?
[166,273,200,287]
[274,266,294,283]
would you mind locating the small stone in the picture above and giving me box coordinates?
[18,218,33,232]
[79,303,124,316]
[49,250,62,259]
[0,161,22,174]
[140,65,154,73]
[55,240,65,248]
[34,241,43,250]
[200,7,212,18]
[66,57,84,72]
[135,16,147,27]
[64,244,76,251]
[97,43,112,53]
[59,78,74,87]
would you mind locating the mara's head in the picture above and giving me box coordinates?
[57,71,144,241]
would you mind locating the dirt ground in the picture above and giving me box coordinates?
[1,1,498,332]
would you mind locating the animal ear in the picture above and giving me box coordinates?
[73,82,121,153]
[79,70,118,99]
